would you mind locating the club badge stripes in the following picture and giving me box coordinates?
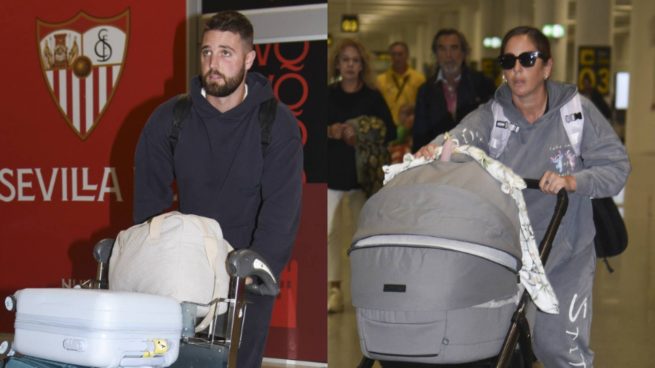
[45,65,120,136]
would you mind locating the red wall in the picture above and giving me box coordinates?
[0,1,186,303]
[0,2,326,364]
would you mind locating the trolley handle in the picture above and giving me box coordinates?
[226,249,280,297]
[522,178,569,263]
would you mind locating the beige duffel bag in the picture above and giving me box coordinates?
[108,211,233,331]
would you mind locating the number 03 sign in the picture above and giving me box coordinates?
[578,46,611,96]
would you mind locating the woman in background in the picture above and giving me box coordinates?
[327,38,395,313]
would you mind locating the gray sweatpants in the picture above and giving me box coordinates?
[533,244,596,368]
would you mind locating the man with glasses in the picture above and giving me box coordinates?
[412,28,495,152]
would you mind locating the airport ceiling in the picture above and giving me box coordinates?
[328,0,632,36]
[328,0,478,35]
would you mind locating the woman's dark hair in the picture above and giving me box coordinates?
[500,26,551,59]
[431,28,470,57]
[203,11,254,50]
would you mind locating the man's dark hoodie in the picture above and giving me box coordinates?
[134,72,303,277]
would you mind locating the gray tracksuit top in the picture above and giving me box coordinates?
[431,81,630,268]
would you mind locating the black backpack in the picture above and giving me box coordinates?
[168,93,278,156]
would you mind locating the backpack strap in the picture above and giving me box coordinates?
[259,97,278,155]
[169,94,192,156]
[559,93,584,155]
[168,94,278,158]
[489,101,520,158]
[489,93,583,158]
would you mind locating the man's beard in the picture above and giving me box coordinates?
[440,62,462,78]
[202,66,245,97]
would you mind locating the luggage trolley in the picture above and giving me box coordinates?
[1,240,279,368]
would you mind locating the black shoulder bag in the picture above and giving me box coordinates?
[592,197,628,272]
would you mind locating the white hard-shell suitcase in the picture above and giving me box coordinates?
[10,288,182,368]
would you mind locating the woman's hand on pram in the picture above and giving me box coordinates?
[539,171,577,194]
[414,143,438,159]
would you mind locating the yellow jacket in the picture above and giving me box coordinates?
[376,67,425,126]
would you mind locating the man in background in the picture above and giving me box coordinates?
[412,28,495,151]
[377,41,425,128]
[377,41,424,161]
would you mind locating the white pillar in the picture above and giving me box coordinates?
[479,0,504,60]
[459,3,476,65]
[471,0,483,63]
[619,0,655,334]
[502,0,533,32]
[533,0,569,83]
[574,0,612,86]
[414,23,428,75]
[625,0,655,154]
[575,0,612,46]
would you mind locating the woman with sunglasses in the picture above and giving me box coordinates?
[416,26,630,367]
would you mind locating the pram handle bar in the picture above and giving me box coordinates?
[495,180,568,368]
[522,178,540,190]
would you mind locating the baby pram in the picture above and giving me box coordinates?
[350,152,567,368]
[0,238,279,368]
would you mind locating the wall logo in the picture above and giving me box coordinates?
[36,10,129,140]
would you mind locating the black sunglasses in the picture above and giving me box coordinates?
[498,51,545,70]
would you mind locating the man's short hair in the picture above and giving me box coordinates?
[203,11,254,49]
[388,41,409,54]
[431,28,470,57]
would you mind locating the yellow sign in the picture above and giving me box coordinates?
[578,46,611,95]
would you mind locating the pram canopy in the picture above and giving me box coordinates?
[353,153,523,271]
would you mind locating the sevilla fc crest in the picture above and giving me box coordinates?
[37,10,129,140]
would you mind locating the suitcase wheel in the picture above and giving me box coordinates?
[4,296,15,312]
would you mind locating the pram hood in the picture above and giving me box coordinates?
[353,153,522,271]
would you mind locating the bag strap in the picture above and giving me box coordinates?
[191,216,228,333]
[147,212,172,239]
[169,94,192,156]
[259,97,278,155]
[489,101,520,158]
[147,212,226,332]
[168,94,278,158]
[559,94,584,156]
[489,93,583,158]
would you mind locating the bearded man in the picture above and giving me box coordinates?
[133,11,302,368]
[412,28,496,151]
